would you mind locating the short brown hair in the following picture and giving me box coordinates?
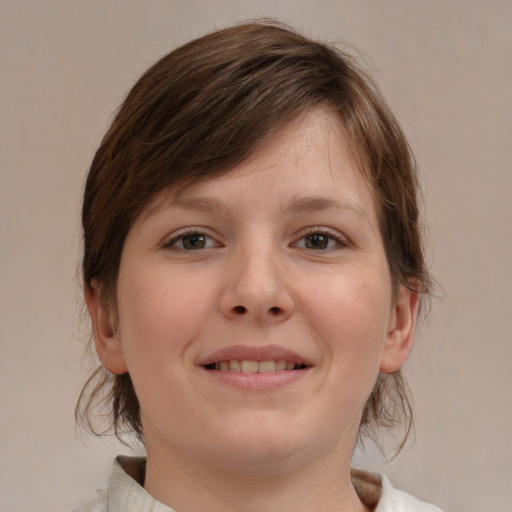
[77,20,432,450]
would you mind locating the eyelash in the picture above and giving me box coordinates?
[165,229,219,251]
[292,227,348,251]
[164,227,348,251]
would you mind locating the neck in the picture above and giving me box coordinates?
[143,442,369,512]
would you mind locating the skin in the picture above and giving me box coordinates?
[86,109,419,512]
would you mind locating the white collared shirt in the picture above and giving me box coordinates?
[73,456,442,512]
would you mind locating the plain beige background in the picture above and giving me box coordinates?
[1,1,511,511]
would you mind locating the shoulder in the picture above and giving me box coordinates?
[71,456,145,512]
[379,473,443,511]
[71,456,174,512]
[71,488,108,512]
[351,468,443,512]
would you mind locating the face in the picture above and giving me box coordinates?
[88,109,417,475]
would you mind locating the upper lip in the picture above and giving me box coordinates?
[197,344,311,367]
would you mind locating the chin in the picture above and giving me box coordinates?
[216,443,305,476]
[203,414,321,474]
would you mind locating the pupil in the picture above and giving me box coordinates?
[184,234,205,249]
[306,234,328,249]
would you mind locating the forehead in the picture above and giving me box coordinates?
[140,108,379,227]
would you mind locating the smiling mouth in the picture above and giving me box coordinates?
[204,360,308,373]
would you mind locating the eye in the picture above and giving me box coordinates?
[166,231,218,250]
[293,229,346,250]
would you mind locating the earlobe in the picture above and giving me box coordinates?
[379,286,420,374]
[84,281,128,375]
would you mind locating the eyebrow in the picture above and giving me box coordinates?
[281,195,370,222]
[147,194,369,224]
[142,196,230,220]
[172,197,232,214]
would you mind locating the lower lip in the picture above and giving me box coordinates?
[202,368,310,391]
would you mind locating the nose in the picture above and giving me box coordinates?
[219,245,295,324]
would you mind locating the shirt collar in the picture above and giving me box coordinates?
[108,456,176,512]
[108,456,387,511]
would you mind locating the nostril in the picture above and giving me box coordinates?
[233,305,247,315]
[269,306,282,315]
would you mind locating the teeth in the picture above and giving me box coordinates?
[229,360,241,371]
[258,360,276,373]
[212,359,302,373]
[275,360,287,371]
[241,360,258,373]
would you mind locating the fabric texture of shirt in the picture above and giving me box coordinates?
[73,456,443,512]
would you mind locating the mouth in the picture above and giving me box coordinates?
[198,344,312,375]
[198,345,311,390]
[204,360,308,373]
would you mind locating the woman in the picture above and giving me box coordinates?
[75,20,441,512]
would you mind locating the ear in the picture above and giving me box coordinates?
[379,286,420,374]
[84,281,128,375]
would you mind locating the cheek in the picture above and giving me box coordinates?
[291,268,393,438]
[115,266,218,425]
[300,270,391,375]
[116,264,217,368]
